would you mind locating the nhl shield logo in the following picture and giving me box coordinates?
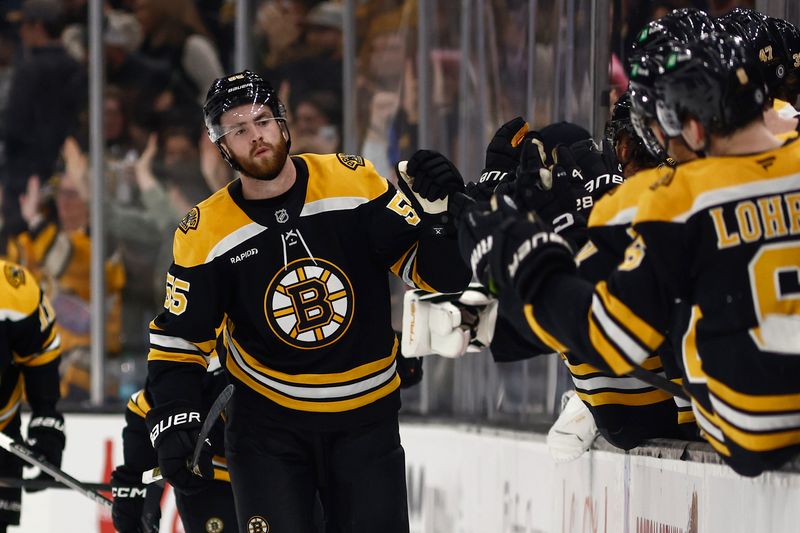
[275,208,289,223]
[336,153,365,171]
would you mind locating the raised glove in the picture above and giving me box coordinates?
[111,465,162,533]
[487,210,577,302]
[457,194,520,294]
[25,412,66,492]
[470,116,530,201]
[145,402,213,494]
[556,138,624,212]
[398,149,465,208]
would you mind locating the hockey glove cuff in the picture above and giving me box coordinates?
[145,402,212,494]
[111,465,161,533]
[25,412,65,491]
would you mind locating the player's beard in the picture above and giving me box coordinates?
[237,137,289,181]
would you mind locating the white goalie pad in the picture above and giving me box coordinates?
[401,285,499,358]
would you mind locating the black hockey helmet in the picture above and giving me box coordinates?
[202,70,290,170]
[632,8,717,54]
[654,33,767,142]
[765,17,800,103]
[628,50,669,159]
[718,8,788,101]
[605,91,663,169]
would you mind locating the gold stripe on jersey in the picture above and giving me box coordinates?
[299,154,389,211]
[13,327,61,367]
[172,184,264,268]
[576,388,672,407]
[212,455,230,482]
[706,376,800,413]
[715,416,800,452]
[586,310,634,375]
[230,333,398,385]
[225,332,400,412]
[523,305,569,353]
[589,166,668,228]
[678,410,697,425]
[692,401,731,456]
[575,240,598,265]
[127,390,149,418]
[0,376,23,432]
[390,243,436,292]
[148,350,209,367]
[595,281,665,352]
[635,139,800,224]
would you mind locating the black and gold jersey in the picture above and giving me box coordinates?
[0,259,62,431]
[526,138,800,476]
[147,154,470,430]
[570,165,695,446]
[125,356,230,482]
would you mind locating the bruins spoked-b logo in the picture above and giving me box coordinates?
[247,516,269,533]
[336,153,365,171]
[265,258,354,349]
[179,206,200,233]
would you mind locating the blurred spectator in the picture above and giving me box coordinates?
[134,0,224,108]
[2,0,87,236]
[255,0,311,80]
[290,91,341,154]
[357,4,418,178]
[12,155,126,400]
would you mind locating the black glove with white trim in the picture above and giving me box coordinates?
[25,412,65,492]
[467,116,530,201]
[111,465,162,533]
[145,402,213,494]
[458,194,575,299]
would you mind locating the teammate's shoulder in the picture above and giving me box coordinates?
[172,183,255,268]
[589,166,668,227]
[0,260,40,319]
[299,153,389,205]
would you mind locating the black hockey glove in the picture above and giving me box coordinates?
[111,465,162,533]
[396,354,423,389]
[145,402,214,495]
[405,149,465,202]
[488,212,577,303]
[25,412,66,492]
[514,133,578,226]
[397,150,465,237]
[468,116,530,201]
[556,138,624,213]
[457,194,519,295]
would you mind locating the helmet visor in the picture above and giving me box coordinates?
[206,101,286,143]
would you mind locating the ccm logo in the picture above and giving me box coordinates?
[150,412,201,445]
[112,487,147,498]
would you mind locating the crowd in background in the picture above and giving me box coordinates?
[0,0,758,403]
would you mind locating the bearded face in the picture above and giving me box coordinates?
[217,103,291,181]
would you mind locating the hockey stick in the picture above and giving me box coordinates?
[0,476,110,491]
[0,433,112,507]
[142,383,235,484]
[629,367,689,401]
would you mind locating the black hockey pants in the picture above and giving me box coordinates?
[225,405,409,533]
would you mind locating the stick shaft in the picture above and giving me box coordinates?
[0,433,112,507]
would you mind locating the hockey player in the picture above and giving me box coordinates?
[459,33,800,477]
[144,70,470,532]
[0,259,65,532]
[110,353,236,533]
